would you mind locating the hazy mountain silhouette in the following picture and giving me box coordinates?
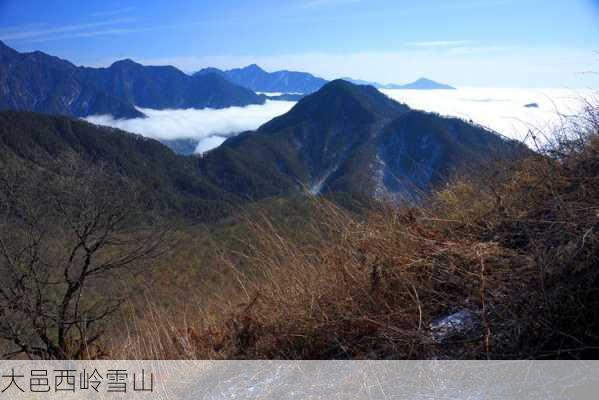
[195,64,328,93]
[342,76,455,90]
[193,62,454,93]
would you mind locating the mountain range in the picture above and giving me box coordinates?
[1,40,456,125]
[201,80,517,200]
[0,41,264,119]
[195,64,454,94]
[1,79,525,222]
[194,64,328,94]
[341,77,455,90]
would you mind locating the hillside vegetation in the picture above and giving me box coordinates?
[0,111,241,221]
[202,80,526,200]
[0,79,525,220]
[115,103,599,359]
[0,84,595,359]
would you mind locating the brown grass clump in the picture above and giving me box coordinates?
[115,103,599,360]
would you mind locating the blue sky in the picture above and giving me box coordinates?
[1,0,598,87]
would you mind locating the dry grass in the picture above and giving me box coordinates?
[112,103,599,360]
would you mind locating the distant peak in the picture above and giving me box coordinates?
[244,63,265,72]
[258,76,409,135]
[305,79,361,99]
[331,78,353,84]
[297,79,404,113]
[400,77,455,90]
[324,79,375,92]
[193,67,225,78]
[110,58,141,68]
[199,67,222,73]
[326,78,358,88]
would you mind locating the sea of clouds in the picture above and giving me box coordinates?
[84,100,295,153]
[84,88,594,154]
[382,87,594,146]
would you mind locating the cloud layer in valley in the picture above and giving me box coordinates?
[84,100,295,153]
[381,87,594,147]
[84,88,592,155]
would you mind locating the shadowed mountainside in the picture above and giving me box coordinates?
[0,111,240,221]
[0,41,264,119]
[0,80,526,221]
[203,79,526,200]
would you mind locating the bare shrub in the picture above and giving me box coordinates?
[119,101,599,359]
[0,156,170,359]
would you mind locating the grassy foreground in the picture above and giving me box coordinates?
[112,104,599,359]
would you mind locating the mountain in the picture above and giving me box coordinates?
[0,41,143,119]
[80,59,264,110]
[342,77,455,90]
[202,80,522,200]
[340,77,381,87]
[0,81,525,222]
[0,41,264,119]
[192,63,454,94]
[0,111,241,221]
[194,64,328,94]
[389,77,455,90]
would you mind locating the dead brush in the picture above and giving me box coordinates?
[174,201,525,359]
[207,103,599,359]
[112,102,599,359]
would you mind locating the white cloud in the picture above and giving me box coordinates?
[27,28,138,43]
[0,18,136,42]
[0,17,212,44]
[84,100,296,153]
[195,136,228,154]
[82,88,594,153]
[381,87,593,146]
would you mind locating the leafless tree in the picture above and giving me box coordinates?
[0,156,170,359]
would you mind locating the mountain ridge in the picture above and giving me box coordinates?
[194,62,455,93]
[341,76,456,90]
[204,80,522,199]
[194,64,328,93]
[0,80,526,220]
[0,41,265,119]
